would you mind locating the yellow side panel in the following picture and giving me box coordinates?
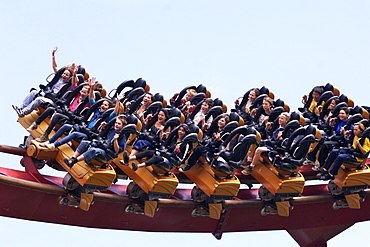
[345,194,361,209]
[252,162,282,195]
[27,141,58,160]
[183,164,217,197]
[17,111,39,129]
[79,193,94,211]
[144,201,158,218]
[276,175,305,195]
[212,177,240,197]
[209,203,222,220]
[276,201,290,217]
[151,177,179,195]
[114,161,178,195]
[85,169,116,188]
[344,169,370,187]
[335,168,370,188]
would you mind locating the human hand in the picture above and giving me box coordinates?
[52,46,58,56]
[88,77,96,87]
[302,95,308,102]
[278,131,283,139]
[250,108,256,117]
[117,93,125,101]
[329,117,336,125]
[214,132,221,140]
[98,121,107,131]
[70,63,78,76]
[146,114,153,122]
[356,139,360,147]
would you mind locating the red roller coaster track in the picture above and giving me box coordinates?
[0,144,369,247]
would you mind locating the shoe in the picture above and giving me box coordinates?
[320,172,334,180]
[316,169,327,178]
[131,162,138,171]
[64,157,78,168]
[179,165,191,172]
[241,166,253,175]
[36,133,49,142]
[45,143,56,151]
[123,152,129,165]
[303,159,314,166]
[119,160,128,166]
[312,163,321,171]
[39,141,50,147]
[26,122,38,131]
[12,105,25,118]
[240,161,252,169]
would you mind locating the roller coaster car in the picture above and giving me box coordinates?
[252,125,320,217]
[183,124,254,219]
[59,121,137,211]
[117,130,199,217]
[27,137,116,211]
[120,135,198,217]
[17,81,106,145]
[27,118,137,211]
[328,128,370,210]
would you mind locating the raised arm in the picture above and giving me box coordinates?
[52,46,58,73]
[88,77,96,100]
[113,93,124,114]
[70,63,79,88]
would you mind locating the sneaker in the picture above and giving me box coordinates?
[240,161,252,169]
[39,141,50,147]
[303,159,314,166]
[241,166,253,175]
[12,105,25,118]
[123,152,129,165]
[179,165,191,172]
[26,122,38,131]
[320,172,334,180]
[64,157,77,168]
[36,133,49,142]
[312,163,321,171]
[131,162,138,171]
[45,143,56,151]
[316,169,328,178]
[119,159,129,166]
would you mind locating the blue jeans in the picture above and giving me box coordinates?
[76,140,108,164]
[323,149,340,171]
[323,149,354,175]
[21,90,56,115]
[49,124,87,148]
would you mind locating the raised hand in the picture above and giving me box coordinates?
[52,46,58,56]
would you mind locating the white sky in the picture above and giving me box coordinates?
[1,1,370,246]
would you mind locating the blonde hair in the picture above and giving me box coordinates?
[186,89,197,96]
[263,96,274,106]
[354,122,365,132]
[280,112,290,122]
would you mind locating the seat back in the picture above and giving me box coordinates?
[172,85,197,108]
